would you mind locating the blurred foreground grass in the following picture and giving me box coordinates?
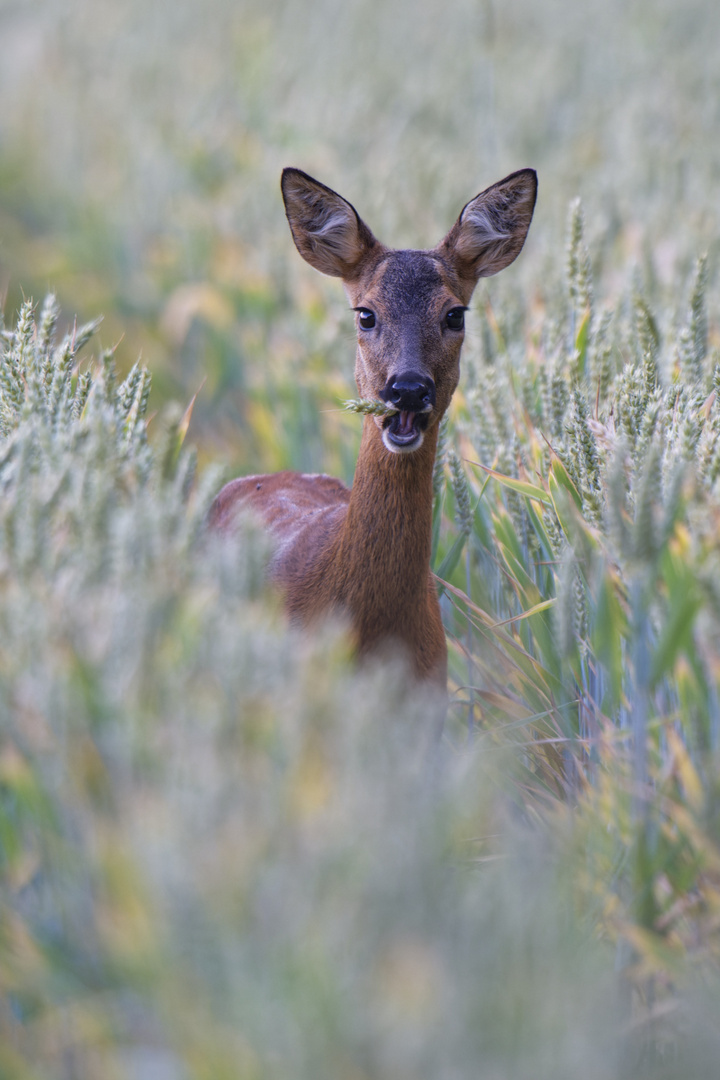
[3,0,720,1076]
[1,212,720,1079]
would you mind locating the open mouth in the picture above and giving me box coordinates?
[382,410,430,453]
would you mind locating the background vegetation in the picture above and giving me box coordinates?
[2,0,720,1076]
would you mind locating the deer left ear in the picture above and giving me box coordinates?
[438,169,537,289]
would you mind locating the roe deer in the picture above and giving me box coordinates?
[209,167,537,688]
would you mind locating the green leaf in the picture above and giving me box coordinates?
[574,307,591,378]
[466,461,551,505]
[549,458,583,510]
[491,597,556,628]
[592,569,625,709]
[435,530,469,582]
[650,590,701,687]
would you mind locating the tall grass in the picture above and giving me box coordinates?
[2,0,720,1075]
[1,0,719,467]
[430,205,720,1033]
[1,236,720,1078]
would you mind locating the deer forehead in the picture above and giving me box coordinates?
[350,251,461,317]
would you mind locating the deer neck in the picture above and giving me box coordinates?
[331,417,439,627]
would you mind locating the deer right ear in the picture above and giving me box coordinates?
[281,168,379,280]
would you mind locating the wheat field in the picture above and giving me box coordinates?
[1,1,720,1077]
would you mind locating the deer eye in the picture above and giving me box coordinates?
[446,308,465,331]
[357,309,376,330]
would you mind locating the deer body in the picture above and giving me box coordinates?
[209,169,537,688]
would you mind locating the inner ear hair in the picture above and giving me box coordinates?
[441,168,538,285]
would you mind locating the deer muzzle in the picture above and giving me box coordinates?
[380,373,435,453]
[382,373,436,413]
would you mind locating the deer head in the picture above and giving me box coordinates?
[281,167,537,455]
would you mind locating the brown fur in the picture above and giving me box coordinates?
[208,168,537,689]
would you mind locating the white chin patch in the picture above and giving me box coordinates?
[382,428,425,455]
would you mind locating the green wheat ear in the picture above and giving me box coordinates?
[448,448,473,538]
[688,253,709,374]
[343,398,398,417]
[566,196,593,323]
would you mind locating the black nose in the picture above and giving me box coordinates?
[382,373,436,412]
